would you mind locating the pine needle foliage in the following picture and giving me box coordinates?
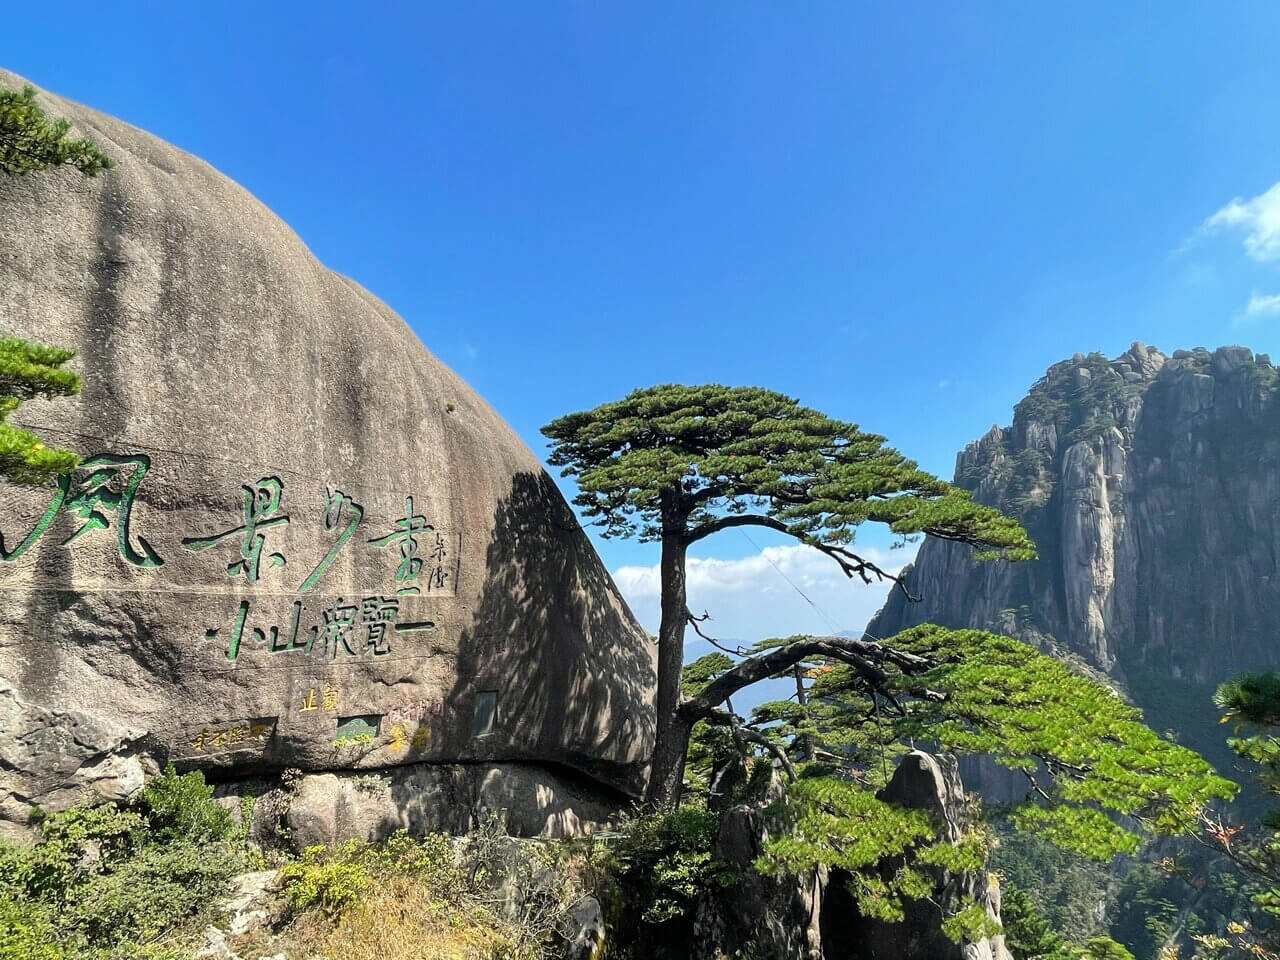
[887,625,1237,860]
[999,882,1082,960]
[0,84,113,177]
[998,880,1138,960]
[0,336,81,485]
[757,771,1003,943]
[697,626,1233,870]
[548,384,1235,946]
[745,635,909,789]
[543,384,1035,557]
[1205,672,1280,942]
[676,628,1236,946]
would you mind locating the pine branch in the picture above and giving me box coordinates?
[683,513,920,599]
[679,634,942,722]
[694,706,797,781]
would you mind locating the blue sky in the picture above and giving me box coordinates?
[8,3,1280,645]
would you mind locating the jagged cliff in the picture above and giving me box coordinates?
[868,342,1280,774]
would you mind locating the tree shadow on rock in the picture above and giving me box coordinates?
[439,470,655,803]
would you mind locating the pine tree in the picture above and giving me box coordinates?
[549,384,1235,944]
[1199,672,1280,953]
[543,383,1034,808]
[0,83,97,484]
[675,626,1236,944]
[751,626,1232,892]
[1,83,113,177]
[0,336,81,485]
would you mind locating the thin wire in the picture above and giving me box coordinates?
[736,529,847,635]
[733,527,906,648]
[738,525,898,783]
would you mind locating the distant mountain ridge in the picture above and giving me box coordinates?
[867,342,1280,778]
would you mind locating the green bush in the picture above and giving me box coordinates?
[280,844,372,916]
[609,807,734,926]
[80,945,192,960]
[65,840,238,943]
[21,805,146,904]
[279,831,472,918]
[378,829,467,900]
[0,767,241,956]
[0,897,64,960]
[141,765,236,844]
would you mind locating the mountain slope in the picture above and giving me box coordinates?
[868,342,1280,777]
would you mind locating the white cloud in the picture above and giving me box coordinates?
[612,542,918,651]
[1245,292,1280,319]
[1199,181,1280,263]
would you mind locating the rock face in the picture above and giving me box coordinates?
[0,70,655,836]
[693,771,826,960]
[689,754,1007,960]
[868,342,1280,789]
[822,751,1011,960]
[236,761,622,850]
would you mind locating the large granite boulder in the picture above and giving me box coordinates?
[0,69,655,837]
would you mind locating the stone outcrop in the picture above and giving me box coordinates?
[868,342,1280,791]
[0,69,655,837]
[822,751,1011,960]
[690,752,1007,960]
[692,771,826,959]
[218,761,622,850]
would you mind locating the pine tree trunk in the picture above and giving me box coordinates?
[644,504,691,810]
[794,663,814,763]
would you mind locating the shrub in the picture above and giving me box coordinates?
[0,897,64,960]
[608,807,734,926]
[0,768,241,957]
[141,765,236,844]
[280,831,472,918]
[21,804,146,903]
[280,845,372,917]
[378,829,468,901]
[64,839,238,944]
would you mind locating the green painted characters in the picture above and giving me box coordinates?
[0,453,162,567]
[182,476,289,582]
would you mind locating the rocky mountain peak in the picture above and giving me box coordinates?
[868,342,1280,779]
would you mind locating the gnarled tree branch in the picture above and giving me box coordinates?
[683,514,920,600]
[679,634,943,722]
[687,704,797,781]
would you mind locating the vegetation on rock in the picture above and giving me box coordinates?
[543,382,1241,950]
[1,83,113,177]
[0,767,241,959]
[0,335,81,486]
[673,627,1237,944]
[0,778,605,960]
[1193,671,1280,957]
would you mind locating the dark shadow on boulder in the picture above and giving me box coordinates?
[437,470,655,802]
